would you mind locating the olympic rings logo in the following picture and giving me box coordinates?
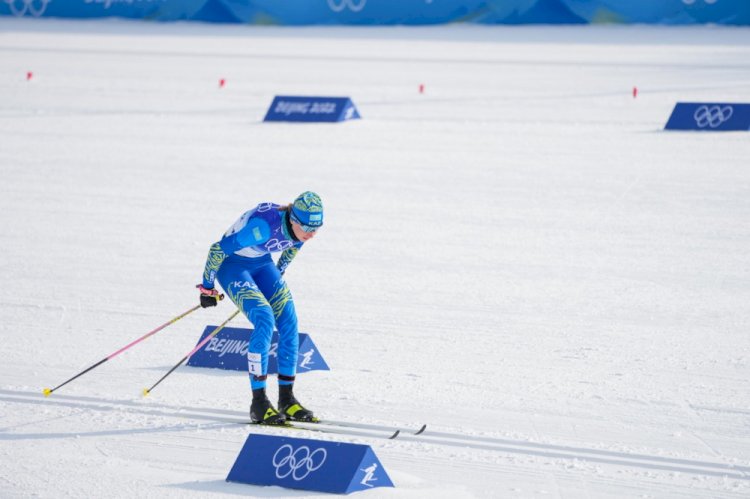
[265,238,293,252]
[693,105,734,128]
[272,444,327,481]
[328,0,366,13]
[4,0,51,17]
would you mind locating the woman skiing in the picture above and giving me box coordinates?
[197,191,323,425]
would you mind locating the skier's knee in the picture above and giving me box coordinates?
[250,306,275,333]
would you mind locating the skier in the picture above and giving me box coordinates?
[197,192,323,425]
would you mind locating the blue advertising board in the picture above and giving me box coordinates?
[186,326,330,373]
[227,434,394,494]
[2,0,749,25]
[665,102,750,131]
[263,96,360,123]
[0,0,207,21]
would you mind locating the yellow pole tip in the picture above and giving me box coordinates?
[142,388,150,397]
[42,388,52,397]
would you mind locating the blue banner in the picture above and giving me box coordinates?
[186,326,330,373]
[665,102,750,131]
[263,96,360,123]
[2,1,749,25]
[562,0,750,25]
[0,0,207,21]
[227,434,394,494]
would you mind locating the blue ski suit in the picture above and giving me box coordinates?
[201,203,303,390]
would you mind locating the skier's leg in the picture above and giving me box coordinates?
[252,263,299,382]
[253,263,314,421]
[217,260,284,424]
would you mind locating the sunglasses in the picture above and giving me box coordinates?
[290,211,321,233]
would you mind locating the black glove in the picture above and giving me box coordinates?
[197,284,222,308]
[200,294,219,308]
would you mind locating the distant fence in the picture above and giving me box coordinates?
[1,0,748,25]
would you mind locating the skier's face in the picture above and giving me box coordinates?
[291,220,319,242]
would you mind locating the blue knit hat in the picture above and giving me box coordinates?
[290,191,324,229]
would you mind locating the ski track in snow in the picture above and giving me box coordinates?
[1,17,750,499]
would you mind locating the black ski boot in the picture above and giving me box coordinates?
[278,384,318,422]
[250,388,286,425]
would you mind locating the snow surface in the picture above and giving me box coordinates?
[1,17,749,499]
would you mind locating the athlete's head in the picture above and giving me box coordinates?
[289,191,323,241]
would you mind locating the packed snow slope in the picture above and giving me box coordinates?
[1,18,749,499]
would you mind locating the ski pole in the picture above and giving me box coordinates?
[43,299,219,397]
[142,308,241,397]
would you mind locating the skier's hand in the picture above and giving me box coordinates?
[196,284,222,308]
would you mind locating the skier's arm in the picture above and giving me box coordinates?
[277,244,302,276]
[201,242,227,289]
